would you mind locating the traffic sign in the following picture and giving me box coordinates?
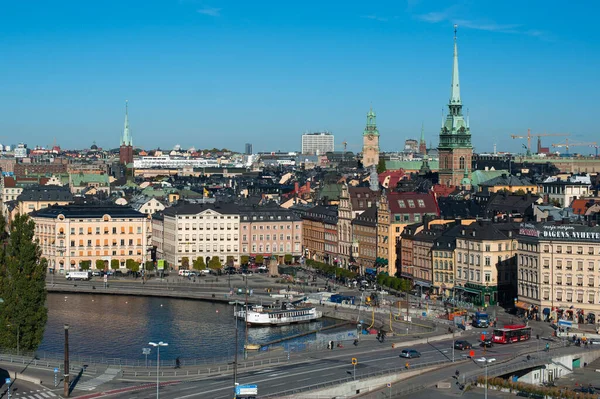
[386,383,391,388]
[469,350,475,357]
[351,357,358,365]
[142,347,151,355]
[235,384,258,396]
[5,378,10,384]
[481,334,485,341]
[54,368,59,373]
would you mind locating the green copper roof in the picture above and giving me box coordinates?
[70,173,110,186]
[121,100,133,147]
[363,107,379,136]
[385,159,439,171]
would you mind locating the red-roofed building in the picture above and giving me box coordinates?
[432,184,459,198]
[570,198,600,215]
[379,170,406,189]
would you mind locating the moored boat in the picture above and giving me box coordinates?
[235,301,322,326]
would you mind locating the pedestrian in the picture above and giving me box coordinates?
[330,340,334,350]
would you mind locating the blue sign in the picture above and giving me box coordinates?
[5,378,10,384]
[235,384,258,395]
[482,331,488,335]
[558,320,572,327]
[54,368,59,373]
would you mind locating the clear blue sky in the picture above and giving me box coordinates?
[1,0,598,154]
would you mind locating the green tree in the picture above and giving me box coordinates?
[208,257,222,270]
[376,157,387,174]
[144,261,155,271]
[110,259,119,270]
[284,254,293,264]
[193,257,206,271]
[181,257,190,269]
[95,259,105,270]
[0,213,48,351]
[126,259,140,272]
[240,255,249,265]
[80,260,91,270]
[255,255,264,265]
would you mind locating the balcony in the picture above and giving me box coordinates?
[57,233,65,239]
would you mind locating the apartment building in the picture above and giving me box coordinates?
[239,206,302,263]
[157,203,240,268]
[301,205,337,264]
[352,205,377,274]
[31,205,150,273]
[517,223,600,323]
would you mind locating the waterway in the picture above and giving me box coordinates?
[38,293,340,361]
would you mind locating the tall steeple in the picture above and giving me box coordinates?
[363,107,379,136]
[121,100,132,147]
[419,122,427,155]
[450,24,461,106]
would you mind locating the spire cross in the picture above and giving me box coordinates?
[454,24,457,39]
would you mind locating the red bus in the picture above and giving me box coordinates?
[491,324,531,344]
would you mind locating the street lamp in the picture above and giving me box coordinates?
[148,341,168,399]
[477,357,496,399]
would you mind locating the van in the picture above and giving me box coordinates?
[66,271,91,281]
[178,270,190,277]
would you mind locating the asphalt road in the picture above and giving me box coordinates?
[98,330,544,399]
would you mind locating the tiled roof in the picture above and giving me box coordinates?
[162,202,240,216]
[31,204,144,219]
[352,205,377,227]
[387,192,439,216]
[17,186,73,202]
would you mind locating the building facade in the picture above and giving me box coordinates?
[159,203,240,268]
[438,27,473,188]
[301,132,334,155]
[337,184,353,267]
[517,223,600,323]
[240,206,303,263]
[301,205,337,263]
[362,108,380,168]
[31,205,150,273]
[352,205,378,274]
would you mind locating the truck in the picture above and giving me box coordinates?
[472,312,489,328]
[66,271,91,281]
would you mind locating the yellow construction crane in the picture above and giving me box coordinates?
[510,128,569,156]
[552,138,598,155]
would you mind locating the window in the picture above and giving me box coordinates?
[407,200,415,208]
[417,199,425,208]
[484,273,490,282]
[397,200,406,208]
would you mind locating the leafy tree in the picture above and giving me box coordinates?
[284,254,293,265]
[181,257,190,269]
[376,157,386,174]
[208,257,222,270]
[126,259,140,272]
[255,255,264,265]
[0,213,48,351]
[80,260,91,270]
[110,259,119,270]
[226,256,235,266]
[240,255,249,265]
[95,259,105,270]
[144,261,155,271]
[193,257,206,271]
[514,189,526,196]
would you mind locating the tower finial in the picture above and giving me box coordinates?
[454,24,457,39]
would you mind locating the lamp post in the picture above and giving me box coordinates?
[64,324,70,398]
[477,357,496,399]
[148,341,168,399]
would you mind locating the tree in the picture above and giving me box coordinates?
[181,257,190,270]
[80,260,91,270]
[255,255,264,265]
[110,259,119,270]
[144,261,155,271]
[126,259,140,273]
[193,257,206,271]
[0,213,48,351]
[95,259,105,270]
[284,254,293,265]
[376,157,387,174]
[226,256,235,266]
[208,257,222,270]
[240,255,249,265]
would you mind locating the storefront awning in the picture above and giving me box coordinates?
[463,287,480,295]
[414,280,432,287]
[514,300,531,310]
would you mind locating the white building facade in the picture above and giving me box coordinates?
[301,132,334,155]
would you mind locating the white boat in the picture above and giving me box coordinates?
[235,303,322,326]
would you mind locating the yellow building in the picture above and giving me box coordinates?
[31,205,151,273]
[479,174,539,194]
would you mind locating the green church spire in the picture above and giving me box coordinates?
[121,100,133,147]
[450,24,461,106]
[363,107,379,136]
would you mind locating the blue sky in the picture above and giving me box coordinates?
[1,0,598,154]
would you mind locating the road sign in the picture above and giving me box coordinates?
[351,357,357,365]
[469,350,475,358]
[142,348,151,355]
[481,334,485,341]
[386,383,391,388]
[235,384,258,395]
[54,368,59,373]
[5,378,10,384]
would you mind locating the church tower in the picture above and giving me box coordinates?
[419,123,427,155]
[119,101,134,165]
[362,107,380,168]
[438,26,472,187]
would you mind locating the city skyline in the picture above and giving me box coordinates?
[1,0,598,154]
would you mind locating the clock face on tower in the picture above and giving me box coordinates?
[367,134,374,141]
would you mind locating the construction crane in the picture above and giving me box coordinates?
[510,128,570,156]
[552,138,598,155]
[590,144,599,157]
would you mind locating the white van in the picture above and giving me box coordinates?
[66,271,91,281]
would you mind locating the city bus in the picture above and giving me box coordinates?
[491,324,532,344]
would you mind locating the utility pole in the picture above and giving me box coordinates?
[63,324,70,398]
[233,301,239,396]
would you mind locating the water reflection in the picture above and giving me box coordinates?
[40,294,337,360]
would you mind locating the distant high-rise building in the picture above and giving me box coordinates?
[245,143,253,155]
[301,132,334,155]
[14,143,28,159]
[119,101,134,165]
[362,107,380,168]
[404,139,418,153]
[438,26,472,188]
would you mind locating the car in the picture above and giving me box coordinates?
[454,340,473,350]
[399,349,421,358]
[91,270,104,277]
[480,338,493,348]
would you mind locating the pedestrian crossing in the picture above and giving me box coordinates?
[75,367,120,391]
[12,390,57,398]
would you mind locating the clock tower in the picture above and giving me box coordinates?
[362,107,380,168]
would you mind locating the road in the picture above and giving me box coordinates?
[96,331,543,399]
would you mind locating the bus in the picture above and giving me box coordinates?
[491,324,531,344]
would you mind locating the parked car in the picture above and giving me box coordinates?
[91,270,104,277]
[224,266,237,275]
[399,349,421,359]
[454,340,473,350]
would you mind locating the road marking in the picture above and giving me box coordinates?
[298,377,312,382]
[271,382,287,387]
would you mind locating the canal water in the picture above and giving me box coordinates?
[39,293,340,361]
